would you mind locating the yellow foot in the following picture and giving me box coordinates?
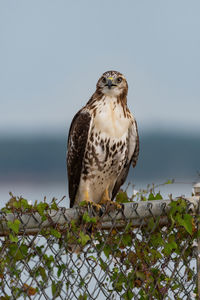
[100,188,122,209]
[85,199,101,210]
[82,190,101,210]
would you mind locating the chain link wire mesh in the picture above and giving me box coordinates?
[0,192,199,299]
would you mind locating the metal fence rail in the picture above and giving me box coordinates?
[0,183,200,299]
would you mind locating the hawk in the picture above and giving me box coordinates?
[67,71,139,208]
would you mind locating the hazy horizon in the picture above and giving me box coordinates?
[0,130,199,182]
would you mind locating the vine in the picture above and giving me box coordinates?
[0,183,198,299]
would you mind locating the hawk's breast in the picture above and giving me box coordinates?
[93,97,131,138]
[75,97,132,204]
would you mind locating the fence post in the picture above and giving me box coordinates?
[194,183,200,298]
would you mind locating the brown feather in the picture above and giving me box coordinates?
[132,120,139,168]
[111,120,139,200]
[67,110,91,208]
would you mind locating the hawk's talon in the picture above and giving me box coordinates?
[100,187,122,210]
[84,199,101,211]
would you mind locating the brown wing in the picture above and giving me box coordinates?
[67,109,91,208]
[111,120,139,200]
[131,120,139,168]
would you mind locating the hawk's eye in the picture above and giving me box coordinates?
[117,77,122,83]
[102,77,107,84]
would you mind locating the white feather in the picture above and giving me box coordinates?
[93,96,131,138]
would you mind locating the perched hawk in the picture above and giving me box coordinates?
[67,71,139,208]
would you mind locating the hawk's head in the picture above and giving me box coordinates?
[96,70,128,97]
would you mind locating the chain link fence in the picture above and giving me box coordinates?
[0,184,200,299]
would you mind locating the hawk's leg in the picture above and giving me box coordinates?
[100,187,121,209]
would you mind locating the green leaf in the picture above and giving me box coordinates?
[20,198,30,209]
[150,249,162,260]
[116,191,129,203]
[79,201,88,207]
[78,293,88,300]
[163,240,177,256]
[122,234,132,246]
[135,271,145,280]
[82,212,97,224]
[154,192,163,200]
[38,266,47,281]
[171,283,181,291]
[70,220,77,232]
[141,196,147,201]
[50,229,61,238]
[169,199,187,216]
[8,244,25,260]
[177,214,193,235]
[148,192,163,201]
[57,264,66,278]
[1,207,11,213]
[88,255,97,262]
[37,202,48,215]
[51,200,58,211]
[82,212,90,223]
[9,233,18,243]
[99,258,108,271]
[165,179,174,184]
[7,219,20,234]
[51,280,57,297]
[20,244,28,256]
[150,232,164,248]
[78,231,90,246]
[103,245,111,258]
[43,254,54,269]
[123,290,134,300]
[51,280,62,298]
[90,217,97,223]
[148,193,155,200]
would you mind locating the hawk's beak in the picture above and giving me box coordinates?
[107,79,113,89]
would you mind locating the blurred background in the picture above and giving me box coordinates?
[0,1,200,207]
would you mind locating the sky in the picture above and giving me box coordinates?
[0,0,200,136]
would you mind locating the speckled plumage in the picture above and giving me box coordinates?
[67,71,139,208]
